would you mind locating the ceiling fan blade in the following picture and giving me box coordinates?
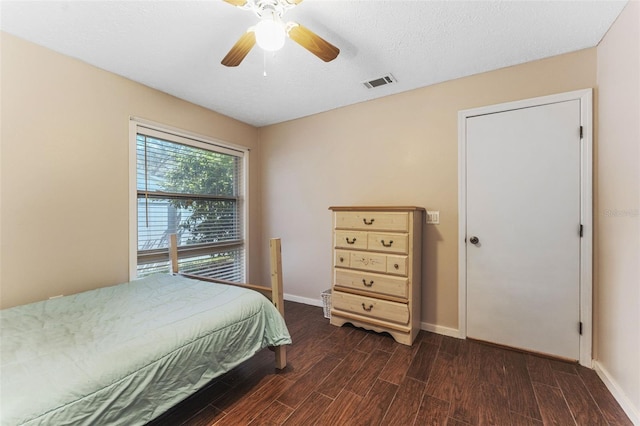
[287,23,339,62]
[221,31,256,67]
[222,0,247,6]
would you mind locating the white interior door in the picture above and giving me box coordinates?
[465,100,582,360]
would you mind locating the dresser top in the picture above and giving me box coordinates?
[329,206,426,212]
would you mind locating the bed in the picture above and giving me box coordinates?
[0,238,291,426]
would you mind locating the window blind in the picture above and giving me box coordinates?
[135,130,245,282]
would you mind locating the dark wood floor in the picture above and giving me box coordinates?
[150,301,632,426]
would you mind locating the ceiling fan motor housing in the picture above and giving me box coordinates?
[247,0,295,18]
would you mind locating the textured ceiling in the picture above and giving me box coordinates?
[0,0,628,127]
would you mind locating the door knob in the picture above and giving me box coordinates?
[469,236,480,244]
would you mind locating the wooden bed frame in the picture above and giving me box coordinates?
[168,234,287,369]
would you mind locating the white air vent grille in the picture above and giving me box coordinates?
[362,74,397,89]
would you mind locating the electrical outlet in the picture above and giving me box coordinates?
[426,210,440,224]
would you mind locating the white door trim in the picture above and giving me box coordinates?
[458,89,593,366]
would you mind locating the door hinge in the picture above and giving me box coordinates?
[579,322,583,335]
[579,126,583,139]
[579,224,584,237]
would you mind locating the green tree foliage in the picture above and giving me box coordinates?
[163,144,239,245]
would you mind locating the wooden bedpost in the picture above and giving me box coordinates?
[169,234,179,274]
[270,238,287,369]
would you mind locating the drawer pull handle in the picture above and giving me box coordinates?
[345,237,357,245]
[394,263,399,269]
[381,240,394,247]
[362,279,374,287]
[363,218,375,225]
[339,257,345,263]
[361,303,374,312]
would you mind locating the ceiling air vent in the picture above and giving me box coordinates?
[362,74,397,89]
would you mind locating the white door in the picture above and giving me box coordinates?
[466,100,581,360]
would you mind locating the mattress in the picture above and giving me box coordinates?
[0,274,291,425]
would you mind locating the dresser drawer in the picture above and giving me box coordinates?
[386,255,408,276]
[335,230,368,250]
[335,211,409,232]
[335,249,351,267]
[367,232,409,254]
[334,269,409,299]
[349,251,387,273]
[332,290,409,325]
[348,251,409,276]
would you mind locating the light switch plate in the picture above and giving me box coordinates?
[426,210,440,224]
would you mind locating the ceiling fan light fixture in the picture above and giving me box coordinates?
[255,13,285,51]
[221,0,340,66]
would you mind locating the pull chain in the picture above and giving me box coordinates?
[263,50,267,77]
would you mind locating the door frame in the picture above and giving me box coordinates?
[457,89,593,366]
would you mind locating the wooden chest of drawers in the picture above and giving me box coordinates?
[329,206,424,345]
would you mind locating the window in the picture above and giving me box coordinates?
[131,123,247,282]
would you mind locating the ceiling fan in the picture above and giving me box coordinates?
[221,0,340,67]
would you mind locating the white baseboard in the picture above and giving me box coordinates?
[593,361,640,425]
[420,322,462,338]
[284,294,323,308]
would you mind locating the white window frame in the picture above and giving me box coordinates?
[128,117,250,281]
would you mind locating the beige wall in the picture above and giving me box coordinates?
[595,0,640,420]
[259,48,597,329]
[0,32,261,308]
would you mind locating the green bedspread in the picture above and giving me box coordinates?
[0,274,291,425]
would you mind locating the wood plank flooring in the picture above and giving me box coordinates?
[148,302,632,426]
